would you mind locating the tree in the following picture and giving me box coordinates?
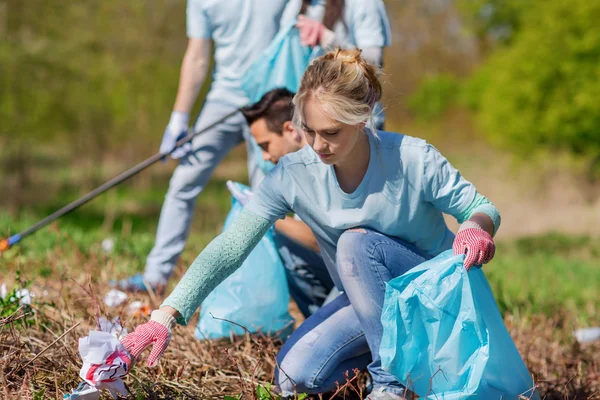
[466,0,600,158]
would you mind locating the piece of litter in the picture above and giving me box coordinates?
[16,288,31,304]
[63,382,100,399]
[103,289,127,307]
[80,331,130,398]
[65,329,131,399]
[101,238,115,253]
[573,327,600,344]
[0,283,32,305]
[127,300,143,314]
[97,317,128,339]
[127,300,151,317]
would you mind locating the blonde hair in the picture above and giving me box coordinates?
[293,48,382,133]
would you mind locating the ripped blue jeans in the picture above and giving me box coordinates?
[275,228,431,396]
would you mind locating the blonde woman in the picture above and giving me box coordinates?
[121,49,500,399]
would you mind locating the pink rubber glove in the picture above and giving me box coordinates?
[452,221,496,271]
[120,310,176,367]
[296,15,326,47]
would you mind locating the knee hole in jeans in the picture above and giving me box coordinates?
[336,229,372,278]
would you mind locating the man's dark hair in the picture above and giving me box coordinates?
[241,88,295,135]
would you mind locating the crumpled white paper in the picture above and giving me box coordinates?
[103,289,128,307]
[0,283,32,305]
[64,326,132,399]
[102,238,115,253]
[97,317,128,339]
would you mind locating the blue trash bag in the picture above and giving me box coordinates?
[196,185,294,340]
[380,250,540,399]
[241,21,315,175]
[241,20,313,104]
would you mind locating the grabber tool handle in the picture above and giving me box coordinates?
[0,108,241,256]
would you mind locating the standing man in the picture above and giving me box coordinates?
[117,0,289,292]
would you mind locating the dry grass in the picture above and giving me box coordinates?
[0,272,598,400]
[0,274,366,400]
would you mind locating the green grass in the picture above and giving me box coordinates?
[1,156,598,326]
[488,234,599,325]
[2,203,598,325]
[0,172,238,280]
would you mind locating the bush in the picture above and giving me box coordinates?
[407,74,460,120]
[466,0,600,157]
[0,1,190,156]
[458,0,536,46]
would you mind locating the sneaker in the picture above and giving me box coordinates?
[109,273,161,293]
[366,387,414,400]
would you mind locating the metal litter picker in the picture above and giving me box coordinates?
[0,110,239,256]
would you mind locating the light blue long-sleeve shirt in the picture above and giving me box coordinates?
[163,131,501,324]
[247,131,500,289]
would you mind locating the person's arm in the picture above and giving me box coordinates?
[274,217,320,253]
[161,209,274,325]
[458,195,500,237]
[120,167,293,367]
[466,212,495,237]
[173,38,211,114]
[333,0,391,66]
[119,209,274,367]
[226,181,319,252]
[420,144,500,269]
[420,145,500,233]
[160,0,212,159]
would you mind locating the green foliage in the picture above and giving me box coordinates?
[464,0,600,158]
[459,0,535,46]
[255,383,273,399]
[487,233,600,324]
[407,74,460,120]
[0,270,35,327]
[225,383,307,400]
[32,388,45,400]
[0,1,209,159]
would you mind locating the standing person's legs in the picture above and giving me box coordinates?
[273,232,335,317]
[142,102,248,286]
[336,228,430,396]
[275,294,371,396]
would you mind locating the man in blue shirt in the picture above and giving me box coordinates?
[117,0,289,291]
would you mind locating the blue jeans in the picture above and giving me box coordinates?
[276,228,430,396]
[144,102,264,285]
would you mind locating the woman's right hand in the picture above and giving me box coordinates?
[120,308,177,367]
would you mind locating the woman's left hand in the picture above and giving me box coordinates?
[452,221,496,270]
[296,15,326,47]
